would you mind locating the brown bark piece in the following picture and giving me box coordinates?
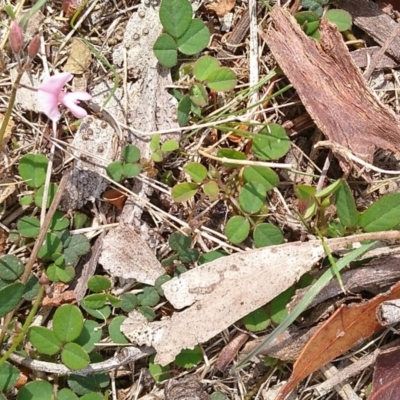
[277,281,400,400]
[263,7,400,165]
[335,0,400,62]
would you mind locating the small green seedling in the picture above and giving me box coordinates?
[153,0,210,68]
[150,134,179,162]
[162,232,199,268]
[107,145,141,182]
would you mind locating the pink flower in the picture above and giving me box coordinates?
[37,72,92,122]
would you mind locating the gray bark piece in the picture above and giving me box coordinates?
[112,0,179,227]
[59,114,118,210]
[98,225,164,285]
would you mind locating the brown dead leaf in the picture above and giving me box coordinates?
[102,188,126,210]
[42,282,76,306]
[216,332,249,371]
[369,346,400,400]
[205,0,236,16]
[277,281,400,400]
[263,7,400,169]
[64,38,91,74]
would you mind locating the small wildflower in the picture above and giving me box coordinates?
[37,72,92,121]
[9,21,23,54]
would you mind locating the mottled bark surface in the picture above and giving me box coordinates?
[263,7,400,165]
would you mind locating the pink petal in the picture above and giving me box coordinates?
[59,92,92,118]
[37,90,61,121]
[38,72,73,95]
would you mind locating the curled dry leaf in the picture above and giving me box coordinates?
[206,0,236,16]
[277,281,400,400]
[216,332,249,371]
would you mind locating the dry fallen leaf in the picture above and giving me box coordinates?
[206,0,236,16]
[64,38,92,74]
[369,346,400,400]
[277,281,400,400]
[99,225,164,285]
[122,233,392,365]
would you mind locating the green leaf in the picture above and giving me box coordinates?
[198,250,227,265]
[253,223,284,248]
[325,9,352,32]
[193,55,220,81]
[159,0,192,38]
[0,282,24,318]
[57,389,79,400]
[152,149,163,162]
[149,355,170,382]
[184,162,208,184]
[270,287,295,324]
[120,292,139,312]
[172,182,198,202]
[53,304,84,342]
[225,216,250,244]
[139,305,156,321]
[205,67,237,92]
[177,19,210,55]
[18,154,48,188]
[0,255,24,281]
[239,182,266,214]
[19,195,33,206]
[217,148,246,167]
[252,124,290,160]
[336,180,359,228]
[74,320,102,353]
[174,346,202,368]
[109,316,129,344]
[295,185,316,201]
[106,161,124,182]
[155,275,172,296]
[203,180,219,201]
[242,307,270,332]
[178,248,199,263]
[87,276,111,292]
[23,274,40,301]
[122,145,141,163]
[46,264,75,283]
[122,163,140,178]
[38,233,63,261]
[29,326,62,355]
[80,302,111,320]
[17,216,40,238]
[82,293,108,309]
[360,193,400,232]
[153,33,178,68]
[189,82,208,106]
[177,94,192,127]
[107,294,121,308]
[80,394,104,400]
[63,234,90,265]
[34,183,58,208]
[17,380,53,400]
[0,362,19,392]
[161,140,180,152]
[73,212,88,230]
[150,134,161,151]
[138,287,160,307]
[295,11,320,25]
[67,373,109,396]
[243,166,279,191]
[211,393,229,400]
[169,232,191,251]
[49,210,70,231]
[61,342,90,370]
[314,178,342,199]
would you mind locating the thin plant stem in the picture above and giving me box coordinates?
[0,72,22,147]
[0,285,45,367]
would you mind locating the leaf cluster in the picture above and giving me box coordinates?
[107,145,141,182]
